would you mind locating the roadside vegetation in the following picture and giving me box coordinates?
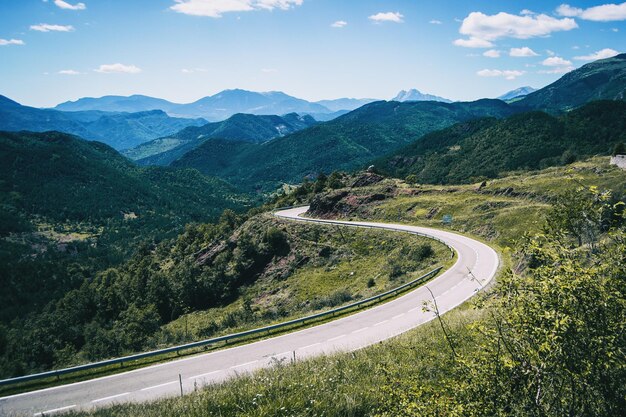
[67,157,625,416]
[0,171,447,382]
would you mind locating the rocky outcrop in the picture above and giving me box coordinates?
[610,155,626,170]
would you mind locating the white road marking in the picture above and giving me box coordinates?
[409,307,420,312]
[92,392,130,403]
[230,360,258,369]
[33,405,76,416]
[373,320,389,326]
[300,342,321,350]
[188,370,221,380]
[392,313,405,320]
[351,327,369,334]
[327,334,346,342]
[140,380,177,391]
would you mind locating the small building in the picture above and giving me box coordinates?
[610,154,626,170]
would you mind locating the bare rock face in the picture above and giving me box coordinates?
[308,190,350,218]
[309,189,390,219]
[350,172,384,188]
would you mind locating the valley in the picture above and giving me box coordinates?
[0,7,625,414]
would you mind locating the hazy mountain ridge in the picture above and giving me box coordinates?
[315,98,378,112]
[52,90,382,122]
[125,112,317,165]
[0,96,206,150]
[55,95,181,114]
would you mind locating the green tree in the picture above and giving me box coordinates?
[327,171,344,189]
[314,172,327,192]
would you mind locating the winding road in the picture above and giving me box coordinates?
[0,206,499,416]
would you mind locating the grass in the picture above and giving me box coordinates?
[67,300,488,417]
[337,157,625,251]
[157,217,450,346]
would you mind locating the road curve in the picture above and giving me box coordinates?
[0,206,499,416]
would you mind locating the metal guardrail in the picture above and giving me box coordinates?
[0,255,442,388]
[275,206,456,259]
[0,206,451,387]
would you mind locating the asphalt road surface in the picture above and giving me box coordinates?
[0,206,499,416]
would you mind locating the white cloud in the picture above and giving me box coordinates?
[546,49,556,56]
[94,63,142,74]
[612,27,620,31]
[542,56,572,66]
[477,69,525,80]
[520,9,536,16]
[510,46,539,57]
[539,66,575,74]
[483,49,501,58]
[429,19,442,24]
[0,38,24,46]
[53,0,86,10]
[331,20,347,28]
[453,37,494,48]
[181,68,207,73]
[369,12,404,23]
[454,11,577,48]
[555,4,582,17]
[30,23,75,32]
[58,69,81,75]
[557,2,626,21]
[170,0,302,18]
[574,48,620,61]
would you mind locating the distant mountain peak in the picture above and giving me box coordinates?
[497,86,537,101]
[392,89,452,103]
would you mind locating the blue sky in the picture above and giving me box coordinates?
[0,0,624,107]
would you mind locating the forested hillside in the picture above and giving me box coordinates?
[171,99,516,191]
[377,100,626,183]
[125,113,317,165]
[514,53,626,112]
[0,131,251,348]
[0,171,446,379]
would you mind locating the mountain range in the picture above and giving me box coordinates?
[52,89,454,122]
[56,90,336,121]
[165,53,626,191]
[2,53,624,195]
[170,99,516,191]
[124,112,317,165]
[0,95,205,150]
